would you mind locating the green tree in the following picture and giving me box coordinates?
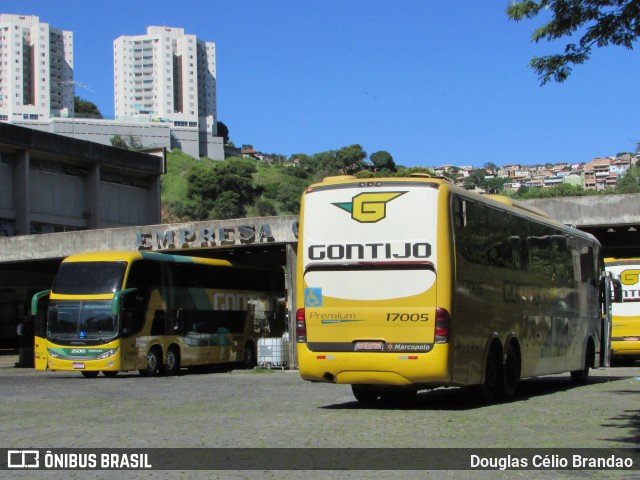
[109,134,143,150]
[369,150,397,172]
[176,158,261,220]
[217,121,230,144]
[212,191,243,219]
[335,144,367,174]
[617,164,640,193]
[110,135,128,149]
[507,0,640,85]
[74,96,102,118]
[463,168,489,190]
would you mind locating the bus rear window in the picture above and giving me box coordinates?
[304,263,436,301]
[52,262,127,294]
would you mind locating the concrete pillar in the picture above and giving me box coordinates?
[84,164,100,229]
[13,150,30,236]
[148,176,161,224]
[285,243,298,369]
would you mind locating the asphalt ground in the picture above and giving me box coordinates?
[0,357,639,480]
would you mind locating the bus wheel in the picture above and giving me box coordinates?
[351,384,380,404]
[102,371,118,378]
[571,341,593,384]
[81,371,99,378]
[242,342,256,369]
[140,348,161,377]
[500,343,520,399]
[380,387,418,404]
[163,347,180,376]
[478,349,500,403]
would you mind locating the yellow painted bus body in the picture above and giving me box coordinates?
[33,250,284,376]
[296,175,605,401]
[605,257,640,363]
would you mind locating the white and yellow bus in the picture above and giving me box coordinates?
[296,175,612,403]
[32,251,284,377]
[605,257,640,366]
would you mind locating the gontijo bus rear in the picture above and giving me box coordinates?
[605,257,640,365]
[296,175,608,402]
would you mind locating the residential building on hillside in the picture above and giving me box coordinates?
[114,26,216,125]
[0,14,73,122]
[439,154,637,193]
[0,15,224,160]
[113,26,220,159]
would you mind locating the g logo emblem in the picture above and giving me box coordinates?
[621,269,640,286]
[333,192,406,223]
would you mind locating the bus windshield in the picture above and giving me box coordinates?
[52,261,127,294]
[47,301,118,342]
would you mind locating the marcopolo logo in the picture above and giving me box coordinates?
[333,192,406,223]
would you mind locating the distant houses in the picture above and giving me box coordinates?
[433,155,638,192]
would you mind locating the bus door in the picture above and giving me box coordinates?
[116,288,146,371]
[31,290,50,370]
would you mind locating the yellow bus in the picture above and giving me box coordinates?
[296,175,612,403]
[32,251,284,377]
[605,257,640,366]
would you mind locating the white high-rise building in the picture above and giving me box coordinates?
[0,14,74,122]
[114,26,216,126]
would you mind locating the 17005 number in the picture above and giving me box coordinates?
[386,313,429,322]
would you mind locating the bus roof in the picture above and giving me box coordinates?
[61,250,234,268]
[307,175,598,244]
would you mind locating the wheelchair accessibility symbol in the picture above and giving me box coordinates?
[304,288,323,307]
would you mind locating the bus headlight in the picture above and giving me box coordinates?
[97,348,119,360]
[47,349,60,358]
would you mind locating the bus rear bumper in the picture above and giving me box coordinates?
[297,344,450,386]
[611,338,640,357]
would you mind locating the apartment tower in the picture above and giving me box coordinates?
[0,14,74,122]
[113,26,216,128]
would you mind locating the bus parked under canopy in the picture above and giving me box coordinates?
[32,251,285,377]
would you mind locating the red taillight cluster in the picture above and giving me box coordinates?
[296,308,307,343]
[434,307,450,344]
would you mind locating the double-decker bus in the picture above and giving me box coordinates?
[32,251,284,377]
[295,174,613,403]
[605,257,640,366]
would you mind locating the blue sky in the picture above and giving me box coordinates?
[5,1,640,167]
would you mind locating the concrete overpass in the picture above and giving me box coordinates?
[524,194,640,258]
[1,194,639,287]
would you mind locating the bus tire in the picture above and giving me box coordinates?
[351,384,380,404]
[163,346,180,376]
[242,342,256,369]
[81,371,99,378]
[477,348,500,403]
[102,371,118,378]
[500,342,520,399]
[571,340,593,384]
[140,347,162,377]
[380,387,418,404]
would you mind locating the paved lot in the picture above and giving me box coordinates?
[0,359,638,479]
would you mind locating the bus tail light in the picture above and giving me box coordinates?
[434,308,450,344]
[296,308,307,343]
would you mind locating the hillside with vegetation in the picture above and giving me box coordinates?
[160,145,437,222]
[160,147,640,223]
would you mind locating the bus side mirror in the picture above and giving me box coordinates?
[612,279,623,303]
[112,288,138,315]
[31,290,51,316]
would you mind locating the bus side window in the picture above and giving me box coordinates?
[151,310,166,335]
[122,293,146,337]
